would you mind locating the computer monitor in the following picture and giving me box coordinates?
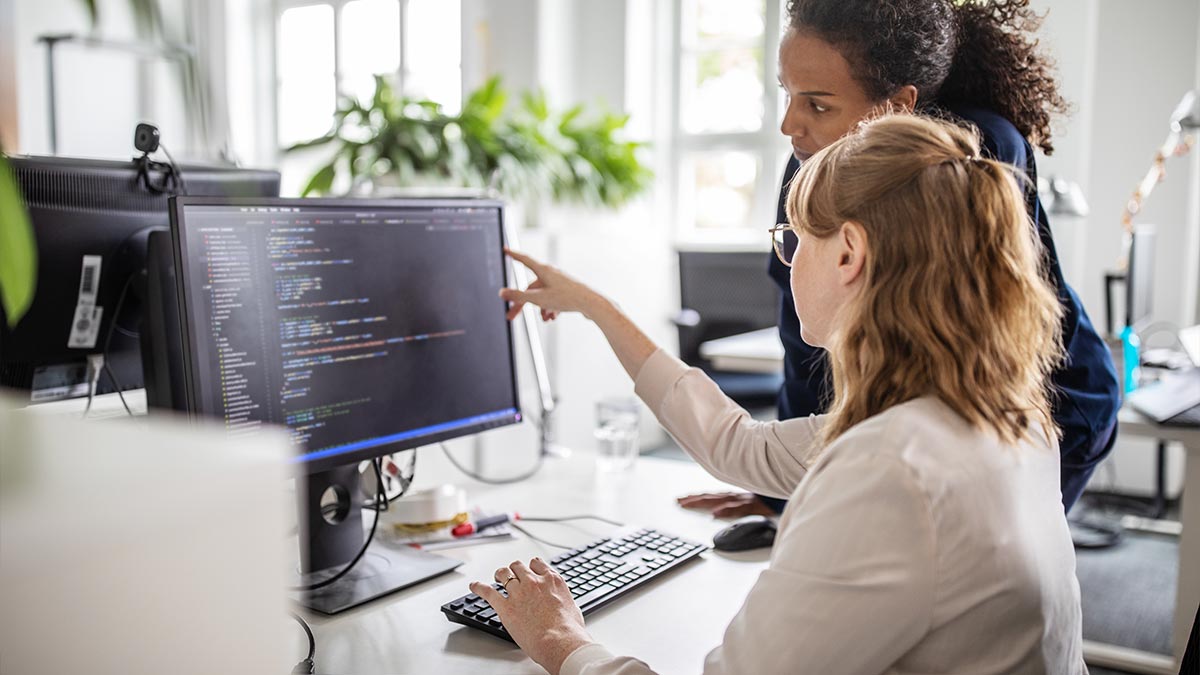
[0,155,279,403]
[169,196,522,613]
[1126,225,1156,332]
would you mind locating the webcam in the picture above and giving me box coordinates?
[134,122,161,154]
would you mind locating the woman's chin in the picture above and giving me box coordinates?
[798,326,824,349]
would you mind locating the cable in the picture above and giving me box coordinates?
[507,521,573,550]
[159,142,189,195]
[518,515,624,527]
[317,451,417,519]
[363,449,417,510]
[133,136,189,197]
[82,354,104,418]
[439,442,543,485]
[102,362,133,416]
[289,458,385,592]
[288,611,315,674]
[97,274,135,417]
[506,515,626,550]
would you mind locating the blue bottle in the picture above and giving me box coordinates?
[1120,325,1141,394]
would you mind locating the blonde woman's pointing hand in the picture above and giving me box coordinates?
[500,248,607,322]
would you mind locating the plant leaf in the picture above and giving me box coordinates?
[128,0,165,39]
[282,133,337,153]
[0,154,37,328]
[80,0,99,26]
[300,162,337,197]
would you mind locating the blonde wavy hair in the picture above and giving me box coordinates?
[786,114,1064,447]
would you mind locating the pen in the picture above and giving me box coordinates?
[451,512,520,537]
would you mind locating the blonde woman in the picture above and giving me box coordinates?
[473,115,1085,674]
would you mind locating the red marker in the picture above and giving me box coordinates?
[452,512,520,537]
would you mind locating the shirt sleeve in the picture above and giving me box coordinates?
[698,441,937,675]
[559,421,938,675]
[633,348,824,498]
[560,644,658,675]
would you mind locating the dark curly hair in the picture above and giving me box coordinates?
[786,0,1069,154]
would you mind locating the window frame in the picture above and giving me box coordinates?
[668,0,789,247]
[272,0,462,148]
[270,0,462,195]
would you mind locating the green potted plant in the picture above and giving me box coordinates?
[287,75,653,209]
[0,152,36,331]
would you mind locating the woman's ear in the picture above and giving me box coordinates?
[888,85,919,112]
[837,221,868,287]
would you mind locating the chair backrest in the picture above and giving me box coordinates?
[1183,602,1198,675]
[677,250,780,366]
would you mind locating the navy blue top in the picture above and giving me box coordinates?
[767,107,1120,508]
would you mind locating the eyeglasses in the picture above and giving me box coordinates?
[770,224,797,267]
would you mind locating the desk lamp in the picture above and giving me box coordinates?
[1115,90,1199,391]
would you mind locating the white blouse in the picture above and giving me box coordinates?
[561,349,1086,675]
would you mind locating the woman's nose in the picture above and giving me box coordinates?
[781,106,805,139]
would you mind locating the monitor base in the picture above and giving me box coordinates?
[292,545,461,615]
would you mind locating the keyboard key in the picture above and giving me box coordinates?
[478,608,497,620]
[575,583,617,605]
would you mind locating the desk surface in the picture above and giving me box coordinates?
[291,448,764,674]
[698,328,782,374]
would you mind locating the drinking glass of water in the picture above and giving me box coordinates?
[594,398,640,472]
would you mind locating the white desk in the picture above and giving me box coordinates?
[289,449,766,674]
[700,329,1200,674]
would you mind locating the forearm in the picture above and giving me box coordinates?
[581,294,659,382]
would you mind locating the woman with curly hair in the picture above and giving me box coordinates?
[680,0,1120,522]
[477,114,1085,673]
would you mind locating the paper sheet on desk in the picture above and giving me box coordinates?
[387,508,514,551]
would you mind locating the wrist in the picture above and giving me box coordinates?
[580,292,616,323]
[539,628,595,675]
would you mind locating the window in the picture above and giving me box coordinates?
[671,0,789,243]
[275,0,462,149]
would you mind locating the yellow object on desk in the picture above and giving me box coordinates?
[392,512,469,534]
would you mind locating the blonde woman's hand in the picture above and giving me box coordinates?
[470,558,593,675]
[500,248,605,322]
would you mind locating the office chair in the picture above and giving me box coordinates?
[673,250,782,409]
[1183,602,1198,675]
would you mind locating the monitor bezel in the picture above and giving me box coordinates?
[169,195,523,474]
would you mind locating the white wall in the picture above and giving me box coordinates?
[1187,7,1200,326]
[1029,0,1098,292]
[9,0,196,159]
[1035,0,1200,334]
[1,0,18,150]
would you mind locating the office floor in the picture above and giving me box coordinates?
[645,420,1180,675]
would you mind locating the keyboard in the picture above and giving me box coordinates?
[440,527,708,642]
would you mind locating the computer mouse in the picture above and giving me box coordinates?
[712,515,777,552]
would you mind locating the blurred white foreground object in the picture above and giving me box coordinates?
[0,399,291,674]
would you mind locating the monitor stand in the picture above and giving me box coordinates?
[292,464,461,615]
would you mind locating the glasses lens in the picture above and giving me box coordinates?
[773,226,797,265]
